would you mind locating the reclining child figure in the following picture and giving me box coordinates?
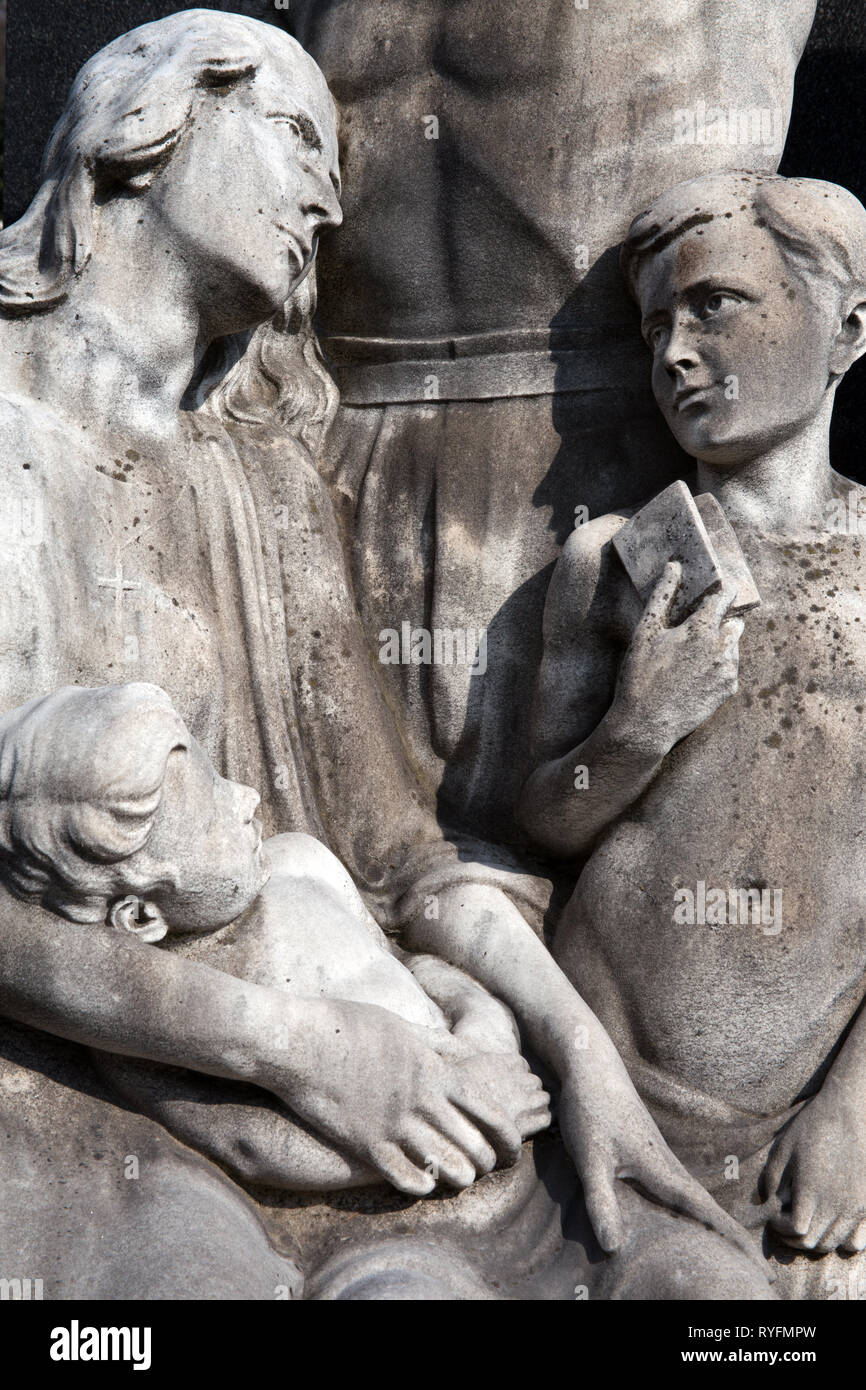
[0,681,550,1198]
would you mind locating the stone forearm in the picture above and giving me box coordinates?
[517,705,670,859]
[92,1050,379,1192]
[404,882,608,1080]
[0,894,320,1100]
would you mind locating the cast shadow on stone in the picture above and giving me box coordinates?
[435,262,690,909]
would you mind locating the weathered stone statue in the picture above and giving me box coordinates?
[0,681,547,1191]
[3,4,860,1304]
[0,7,702,1302]
[0,10,564,1298]
[520,171,866,1298]
[287,0,819,851]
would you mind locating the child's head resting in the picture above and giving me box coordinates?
[0,683,268,942]
[620,172,866,467]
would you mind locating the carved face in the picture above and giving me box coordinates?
[635,215,837,467]
[142,738,269,932]
[145,48,342,336]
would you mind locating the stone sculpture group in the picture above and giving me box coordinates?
[1,2,865,1300]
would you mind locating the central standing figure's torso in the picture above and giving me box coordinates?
[290,0,817,339]
[286,0,818,858]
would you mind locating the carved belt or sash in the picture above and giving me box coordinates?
[321,325,651,405]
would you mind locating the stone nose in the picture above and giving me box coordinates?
[303,164,343,233]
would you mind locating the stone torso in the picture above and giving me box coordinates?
[558,518,866,1119]
[290,0,816,339]
[174,835,445,1031]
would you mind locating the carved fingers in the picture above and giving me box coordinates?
[581,1167,625,1253]
[638,559,683,630]
[763,1107,866,1254]
[629,1153,768,1277]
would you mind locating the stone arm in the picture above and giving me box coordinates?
[0,890,524,1195]
[406,952,521,1053]
[0,889,383,1184]
[94,953,548,1193]
[89,1049,382,1193]
[516,517,672,859]
[405,878,620,1084]
[0,889,313,1091]
[517,513,745,860]
[404,876,768,1265]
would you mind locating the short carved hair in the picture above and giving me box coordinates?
[621,171,866,308]
[0,683,190,923]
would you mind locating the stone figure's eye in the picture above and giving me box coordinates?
[268,112,323,153]
[702,291,738,317]
[647,324,668,351]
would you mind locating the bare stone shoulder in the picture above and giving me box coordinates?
[544,512,634,650]
[265,832,372,912]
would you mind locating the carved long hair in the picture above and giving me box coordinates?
[0,8,321,315]
[193,268,339,461]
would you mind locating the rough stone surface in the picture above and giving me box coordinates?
[613,483,761,622]
[523,170,866,1296]
[5,2,866,488]
[0,5,864,1303]
[613,482,727,624]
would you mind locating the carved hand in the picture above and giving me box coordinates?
[268,997,546,1195]
[453,1049,551,1155]
[408,951,521,1052]
[408,954,552,1154]
[557,1029,767,1274]
[763,1088,866,1253]
[612,561,744,754]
